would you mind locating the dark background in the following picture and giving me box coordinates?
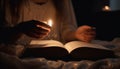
[72,0,120,41]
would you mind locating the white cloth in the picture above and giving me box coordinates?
[0,0,77,45]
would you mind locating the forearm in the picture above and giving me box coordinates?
[0,26,23,44]
[63,30,77,43]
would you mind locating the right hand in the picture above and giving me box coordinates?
[75,25,96,43]
[15,20,51,39]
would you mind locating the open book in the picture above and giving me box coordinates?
[21,40,115,60]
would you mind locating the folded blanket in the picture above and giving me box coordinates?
[0,52,120,69]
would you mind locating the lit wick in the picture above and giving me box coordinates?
[47,19,53,27]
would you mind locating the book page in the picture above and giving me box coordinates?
[64,41,111,53]
[22,40,69,58]
[30,40,64,48]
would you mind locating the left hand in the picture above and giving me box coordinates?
[15,20,51,39]
[75,25,96,43]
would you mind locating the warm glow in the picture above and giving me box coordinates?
[42,21,47,25]
[102,5,111,11]
[48,19,53,27]
[104,6,110,10]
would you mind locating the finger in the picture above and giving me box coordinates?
[36,25,51,32]
[36,25,50,32]
[30,27,50,36]
[28,32,48,38]
[28,20,51,30]
[33,29,49,36]
[35,21,51,29]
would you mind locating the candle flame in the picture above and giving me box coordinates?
[104,6,110,10]
[48,19,53,27]
[102,5,111,11]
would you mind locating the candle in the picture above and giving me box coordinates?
[47,19,53,27]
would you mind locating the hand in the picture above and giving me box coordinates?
[75,25,96,43]
[15,20,51,39]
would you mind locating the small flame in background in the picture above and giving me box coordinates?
[102,5,111,11]
[48,19,53,27]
